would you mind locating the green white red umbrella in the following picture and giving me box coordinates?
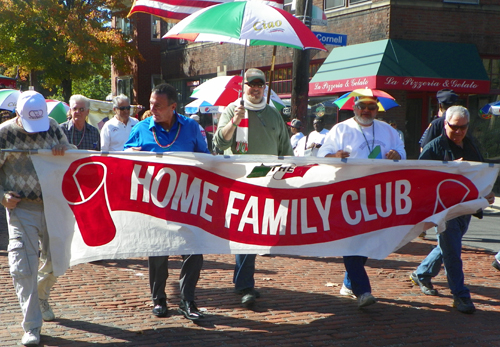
[191,75,285,110]
[46,99,70,123]
[0,89,21,111]
[163,1,326,51]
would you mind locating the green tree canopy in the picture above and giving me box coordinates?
[0,0,137,102]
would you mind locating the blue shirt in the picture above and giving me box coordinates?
[124,112,209,154]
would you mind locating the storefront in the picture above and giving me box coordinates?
[0,75,16,89]
[309,39,491,158]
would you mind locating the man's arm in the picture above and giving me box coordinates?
[100,124,110,151]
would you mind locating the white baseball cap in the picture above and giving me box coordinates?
[16,91,49,133]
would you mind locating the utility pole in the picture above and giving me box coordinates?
[290,0,312,127]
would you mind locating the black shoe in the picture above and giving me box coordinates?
[453,296,476,314]
[234,288,261,298]
[238,288,259,306]
[410,272,438,296]
[178,300,204,320]
[492,259,500,272]
[152,303,168,317]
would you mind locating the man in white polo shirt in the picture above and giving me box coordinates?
[100,94,138,151]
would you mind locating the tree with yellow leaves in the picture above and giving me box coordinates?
[0,0,138,101]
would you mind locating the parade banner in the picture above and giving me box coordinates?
[31,151,499,276]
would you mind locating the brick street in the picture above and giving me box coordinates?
[1,210,500,347]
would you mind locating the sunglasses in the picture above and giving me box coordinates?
[118,106,131,111]
[71,107,86,112]
[447,121,469,131]
[355,103,378,111]
[245,83,265,89]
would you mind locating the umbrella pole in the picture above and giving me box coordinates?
[267,45,277,105]
[239,40,248,99]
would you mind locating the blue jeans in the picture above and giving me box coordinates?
[415,215,471,298]
[233,254,256,290]
[343,256,371,296]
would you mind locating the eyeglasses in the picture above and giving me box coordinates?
[447,121,469,131]
[118,106,131,111]
[355,103,378,111]
[71,107,86,112]
[246,83,265,89]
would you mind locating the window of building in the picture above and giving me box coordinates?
[484,58,500,93]
[164,22,186,47]
[324,0,370,11]
[269,62,322,95]
[116,76,134,103]
[115,17,132,36]
[443,0,478,3]
[151,16,169,41]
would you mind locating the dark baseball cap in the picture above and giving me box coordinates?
[436,89,459,105]
[287,119,302,128]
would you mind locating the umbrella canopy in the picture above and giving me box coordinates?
[46,99,70,123]
[163,1,326,51]
[333,89,399,112]
[479,101,500,119]
[0,89,21,111]
[185,99,220,114]
[190,75,285,110]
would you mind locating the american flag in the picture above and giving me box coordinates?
[128,0,284,22]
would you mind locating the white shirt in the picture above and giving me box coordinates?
[100,116,139,151]
[290,132,304,149]
[294,128,329,157]
[317,118,406,159]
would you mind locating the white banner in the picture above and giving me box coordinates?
[31,151,498,276]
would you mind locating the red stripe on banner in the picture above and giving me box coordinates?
[62,157,479,248]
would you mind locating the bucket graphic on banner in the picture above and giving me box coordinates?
[62,161,116,246]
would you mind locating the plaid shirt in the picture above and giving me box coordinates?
[60,120,101,150]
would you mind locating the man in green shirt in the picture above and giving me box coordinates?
[214,68,293,307]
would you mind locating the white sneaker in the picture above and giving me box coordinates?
[339,284,355,296]
[21,327,40,346]
[39,299,55,321]
[358,292,376,308]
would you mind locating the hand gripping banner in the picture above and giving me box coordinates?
[31,151,499,276]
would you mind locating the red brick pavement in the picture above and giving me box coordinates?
[1,211,500,346]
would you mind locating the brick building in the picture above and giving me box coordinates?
[115,0,500,158]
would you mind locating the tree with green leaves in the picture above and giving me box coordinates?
[0,0,138,102]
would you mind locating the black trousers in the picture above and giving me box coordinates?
[149,254,203,305]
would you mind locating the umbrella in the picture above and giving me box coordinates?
[46,99,70,123]
[333,89,399,112]
[479,101,500,119]
[0,89,21,111]
[185,99,218,114]
[190,75,285,110]
[163,1,327,51]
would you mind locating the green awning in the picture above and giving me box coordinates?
[310,39,490,95]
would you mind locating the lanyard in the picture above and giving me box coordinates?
[358,123,375,153]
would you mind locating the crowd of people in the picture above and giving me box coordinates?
[0,69,497,346]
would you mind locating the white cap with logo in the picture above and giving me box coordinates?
[16,91,49,133]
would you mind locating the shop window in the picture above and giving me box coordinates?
[483,58,500,93]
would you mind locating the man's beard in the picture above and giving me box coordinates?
[354,114,374,126]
